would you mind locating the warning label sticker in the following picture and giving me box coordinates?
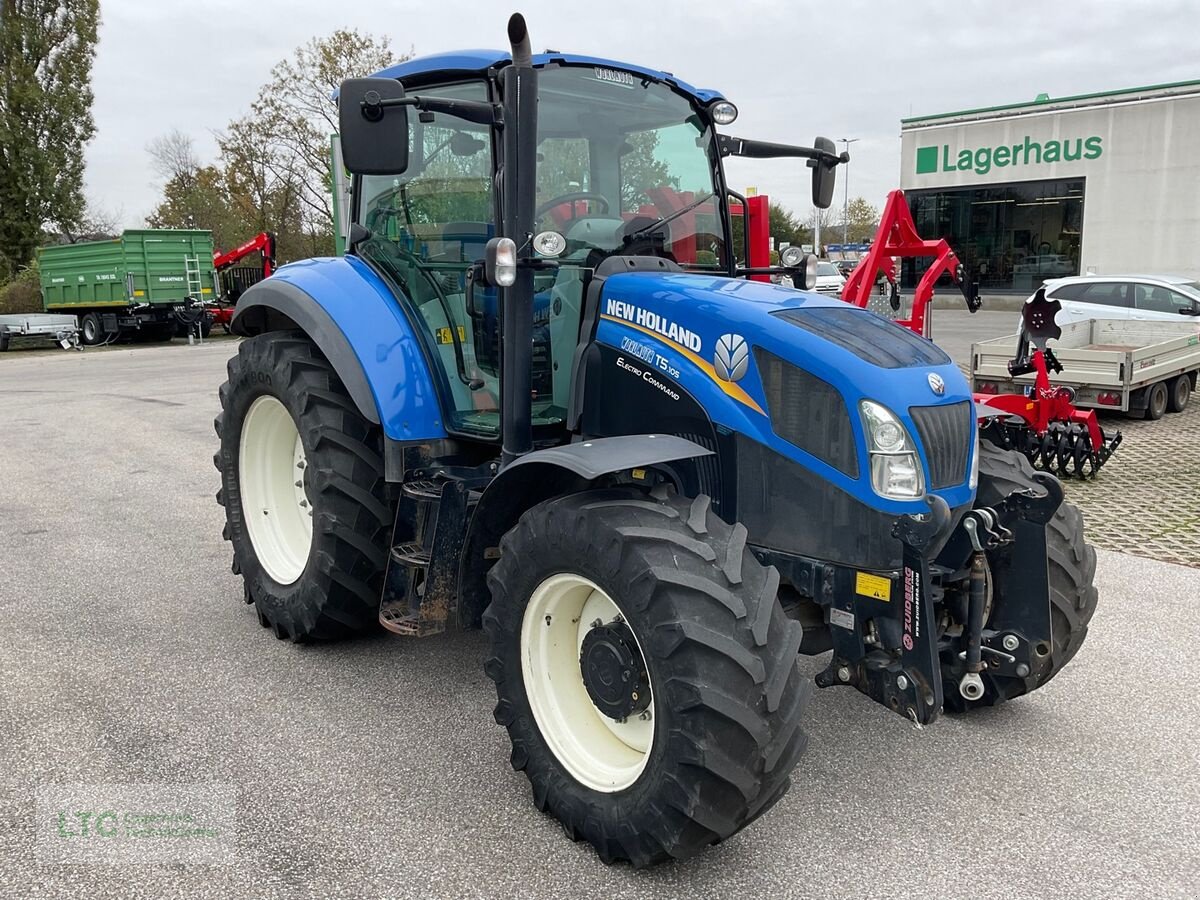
[855,572,891,602]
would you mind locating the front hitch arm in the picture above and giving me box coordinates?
[816,494,952,728]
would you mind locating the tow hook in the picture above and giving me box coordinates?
[959,510,1010,701]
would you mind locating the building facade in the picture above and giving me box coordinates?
[899,80,1200,293]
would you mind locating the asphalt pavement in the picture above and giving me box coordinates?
[1,330,1197,899]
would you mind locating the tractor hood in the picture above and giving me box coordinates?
[592,271,976,514]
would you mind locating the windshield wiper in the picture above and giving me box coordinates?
[623,191,715,244]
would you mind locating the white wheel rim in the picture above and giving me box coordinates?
[520,574,654,793]
[239,395,314,585]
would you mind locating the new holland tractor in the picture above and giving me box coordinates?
[215,14,1098,866]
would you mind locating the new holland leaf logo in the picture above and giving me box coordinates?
[714,334,749,382]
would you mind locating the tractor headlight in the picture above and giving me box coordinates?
[780,246,804,268]
[860,400,924,500]
[789,254,819,291]
[710,100,738,126]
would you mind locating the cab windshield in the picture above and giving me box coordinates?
[533,66,727,269]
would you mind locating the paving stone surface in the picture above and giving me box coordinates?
[1060,400,1200,568]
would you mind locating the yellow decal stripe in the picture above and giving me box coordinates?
[601,314,766,416]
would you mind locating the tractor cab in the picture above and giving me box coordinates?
[338,48,841,446]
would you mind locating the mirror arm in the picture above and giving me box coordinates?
[717,133,848,167]
[363,94,502,127]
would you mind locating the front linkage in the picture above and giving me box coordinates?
[815,476,1064,726]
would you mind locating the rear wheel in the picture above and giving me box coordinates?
[1144,381,1169,420]
[945,439,1098,712]
[215,331,389,640]
[483,489,808,866]
[80,312,103,345]
[1167,374,1191,413]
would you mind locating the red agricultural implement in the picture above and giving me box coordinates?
[839,190,1120,478]
[210,232,276,333]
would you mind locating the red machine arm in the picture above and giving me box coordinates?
[840,190,978,336]
[213,232,276,276]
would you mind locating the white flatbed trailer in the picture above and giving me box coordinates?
[0,313,81,352]
[972,318,1200,417]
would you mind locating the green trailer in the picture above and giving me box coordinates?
[38,229,218,345]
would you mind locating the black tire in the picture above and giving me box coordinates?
[214,331,389,641]
[1167,374,1191,413]
[1144,381,1168,420]
[944,440,1098,712]
[80,312,103,346]
[483,489,809,866]
[199,314,213,339]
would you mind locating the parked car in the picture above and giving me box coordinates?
[813,260,846,295]
[833,259,858,278]
[1013,254,1076,276]
[1028,274,1200,326]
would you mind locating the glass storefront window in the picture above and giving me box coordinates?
[903,178,1085,293]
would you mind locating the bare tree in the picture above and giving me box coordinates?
[147,129,201,184]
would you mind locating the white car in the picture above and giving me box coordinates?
[813,261,846,295]
[1026,274,1200,326]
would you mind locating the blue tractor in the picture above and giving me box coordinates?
[215,14,1097,866]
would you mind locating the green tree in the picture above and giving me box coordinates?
[0,0,100,278]
[835,196,881,244]
[769,202,810,248]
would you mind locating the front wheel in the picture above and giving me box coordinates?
[483,490,809,866]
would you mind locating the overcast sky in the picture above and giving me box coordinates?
[88,0,1199,233]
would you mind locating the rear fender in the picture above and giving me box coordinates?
[456,435,714,628]
[232,256,447,442]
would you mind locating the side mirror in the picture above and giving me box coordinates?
[1179,304,1199,316]
[808,136,838,209]
[338,77,410,175]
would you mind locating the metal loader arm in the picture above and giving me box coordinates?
[840,189,980,337]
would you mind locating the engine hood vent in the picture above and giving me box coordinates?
[773,306,951,369]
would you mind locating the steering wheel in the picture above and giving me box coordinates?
[534,191,612,223]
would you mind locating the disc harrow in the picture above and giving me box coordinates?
[989,419,1122,479]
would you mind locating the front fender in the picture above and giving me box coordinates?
[232,256,447,442]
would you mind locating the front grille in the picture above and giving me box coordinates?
[910,401,973,489]
[755,348,859,477]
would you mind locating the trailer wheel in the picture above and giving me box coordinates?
[214,331,388,641]
[1167,375,1191,413]
[1144,381,1169,420]
[944,440,1098,712]
[80,313,103,346]
[483,489,808,866]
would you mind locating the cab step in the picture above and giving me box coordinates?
[401,479,444,501]
[390,541,431,567]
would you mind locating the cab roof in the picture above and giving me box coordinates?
[367,49,725,105]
